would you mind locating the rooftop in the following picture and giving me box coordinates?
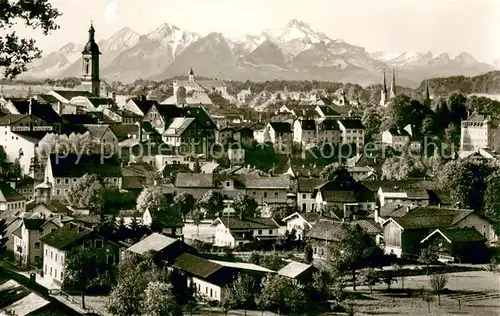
[126,233,180,255]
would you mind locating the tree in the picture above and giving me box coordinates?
[304,244,313,264]
[0,219,8,258]
[362,107,383,141]
[107,274,144,316]
[483,171,500,229]
[0,0,61,79]
[29,155,43,179]
[360,267,379,294]
[430,273,449,305]
[259,252,285,271]
[320,163,354,183]
[11,158,21,178]
[142,281,182,316]
[420,115,436,136]
[65,174,105,213]
[197,190,223,219]
[220,286,237,316]
[420,245,438,274]
[248,251,261,265]
[191,208,204,236]
[329,224,382,291]
[393,263,405,289]
[173,192,195,220]
[136,187,166,214]
[63,250,99,309]
[421,288,434,313]
[382,273,395,290]
[231,273,256,315]
[232,194,258,219]
[311,270,337,301]
[257,274,305,315]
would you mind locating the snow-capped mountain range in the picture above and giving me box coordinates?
[24,19,495,86]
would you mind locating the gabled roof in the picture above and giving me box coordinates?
[52,90,93,101]
[175,173,214,188]
[278,261,316,279]
[213,217,279,230]
[61,114,98,125]
[22,218,47,230]
[25,199,71,214]
[37,94,59,104]
[316,106,340,116]
[0,279,51,316]
[353,219,383,235]
[338,119,365,130]
[14,131,49,143]
[299,119,316,130]
[282,212,323,225]
[388,207,475,230]
[306,219,349,241]
[39,222,94,250]
[386,128,410,137]
[233,174,291,189]
[83,124,110,139]
[109,124,141,141]
[269,122,292,133]
[297,177,326,193]
[163,117,196,137]
[129,97,159,115]
[0,182,26,202]
[126,233,180,255]
[317,119,339,131]
[421,227,486,244]
[171,253,225,280]
[185,106,217,129]
[86,97,115,108]
[6,98,62,123]
[48,153,121,178]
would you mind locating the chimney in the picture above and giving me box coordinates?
[406,206,411,213]
[374,206,380,223]
[57,101,63,115]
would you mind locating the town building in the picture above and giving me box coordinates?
[460,113,500,152]
[212,217,280,248]
[40,222,121,287]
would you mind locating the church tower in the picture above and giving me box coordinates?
[389,69,396,99]
[424,80,431,106]
[188,67,195,81]
[380,69,388,106]
[81,22,101,96]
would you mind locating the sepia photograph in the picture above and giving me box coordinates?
[0,0,499,315]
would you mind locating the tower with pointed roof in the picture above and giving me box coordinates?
[380,69,388,106]
[188,67,194,81]
[389,69,396,99]
[81,21,101,97]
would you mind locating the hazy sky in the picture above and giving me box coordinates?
[6,0,500,63]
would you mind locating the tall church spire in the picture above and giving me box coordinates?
[380,69,388,106]
[81,22,101,96]
[389,69,396,99]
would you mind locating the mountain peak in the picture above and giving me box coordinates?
[286,19,311,29]
[454,52,477,63]
[154,23,181,36]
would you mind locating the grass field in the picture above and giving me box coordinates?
[346,271,500,316]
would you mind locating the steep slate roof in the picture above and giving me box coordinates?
[0,279,51,316]
[387,128,410,136]
[0,182,25,202]
[126,233,180,255]
[392,207,475,230]
[171,253,224,279]
[37,94,59,104]
[379,202,409,218]
[317,118,339,130]
[130,97,159,115]
[300,119,316,130]
[185,106,217,129]
[306,219,349,241]
[25,199,71,214]
[39,222,94,250]
[14,131,49,143]
[317,106,340,116]
[282,212,324,225]
[6,98,62,123]
[322,190,357,203]
[0,114,29,125]
[22,218,47,230]
[364,180,429,198]
[338,119,365,129]
[48,154,121,178]
[87,97,114,108]
[215,217,279,230]
[269,122,292,133]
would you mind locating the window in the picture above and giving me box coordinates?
[302,194,306,199]
[107,255,114,265]
[45,249,48,256]
[49,266,52,276]
[226,181,230,187]
[64,179,69,185]
[210,289,213,297]
[56,179,61,184]
[258,230,262,235]
[55,253,58,261]
[269,229,273,234]
[51,228,56,233]
[34,242,40,249]
[264,192,268,198]
[274,192,278,198]
[60,271,63,280]
[83,240,91,249]
[50,251,53,259]
[95,240,103,249]
[44,264,47,273]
